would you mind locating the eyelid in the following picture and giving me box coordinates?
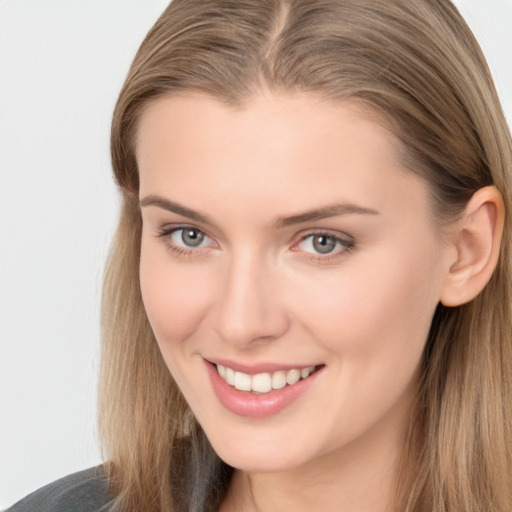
[292,229,355,259]
[154,223,353,261]
[155,224,218,254]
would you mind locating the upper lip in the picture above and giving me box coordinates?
[205,357,324,375]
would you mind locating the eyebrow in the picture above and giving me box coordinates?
[140,195,211,223]
[274,203,379,228]
[139,195,379,228]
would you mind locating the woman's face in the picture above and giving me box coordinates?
[137,92,451,473]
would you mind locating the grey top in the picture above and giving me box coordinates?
[6,467,112,512]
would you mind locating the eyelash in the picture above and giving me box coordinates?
[156,226,354,261]
[294,231,355,261]
[156,226,215,257]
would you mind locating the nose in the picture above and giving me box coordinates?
[212,250,290,348]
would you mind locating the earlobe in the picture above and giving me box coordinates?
[440,186,504,307]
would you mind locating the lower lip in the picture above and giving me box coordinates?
[205,362,323,418]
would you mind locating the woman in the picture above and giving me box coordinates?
[9,0,512,511]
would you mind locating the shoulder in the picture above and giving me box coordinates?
[6,466,112,512]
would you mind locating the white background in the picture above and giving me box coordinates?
[0,0,511,508]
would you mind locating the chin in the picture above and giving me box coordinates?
[218,450,306,473]
[206,428,316,473]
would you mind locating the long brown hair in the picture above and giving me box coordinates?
[99,1,512,510]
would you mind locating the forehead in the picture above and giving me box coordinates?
[136,92,395,160]
[135,92,429,223]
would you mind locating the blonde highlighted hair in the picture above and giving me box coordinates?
[99,1,512,510]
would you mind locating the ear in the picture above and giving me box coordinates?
[440,186,505,307]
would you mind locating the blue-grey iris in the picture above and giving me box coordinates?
[182,229,204,247]
[312,235,336,254]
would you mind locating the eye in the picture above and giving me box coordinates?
[297,233,353,256]
[156,226,215,255]
[171,228,207,248]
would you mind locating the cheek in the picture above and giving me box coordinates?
[139,241,213,346]
[285,248,442,444]
[292,244,442,362]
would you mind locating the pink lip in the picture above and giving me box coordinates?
[205,360,324,418]
[206,357,321,375]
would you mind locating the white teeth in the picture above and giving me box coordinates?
[286,369,300,385]
[252,373,272,393]
[234,372,252,391]
[301,367,311,379]
[225,367,235,385]
[271,371,286,390]
[216,364,316,394]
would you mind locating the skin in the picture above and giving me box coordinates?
[135,92,496,511]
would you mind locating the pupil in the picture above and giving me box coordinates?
[312,235,336,254]
[182,229,204,247]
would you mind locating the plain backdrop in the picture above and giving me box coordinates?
[0,0,511,508]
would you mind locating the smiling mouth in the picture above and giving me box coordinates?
[215,364,323,394]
